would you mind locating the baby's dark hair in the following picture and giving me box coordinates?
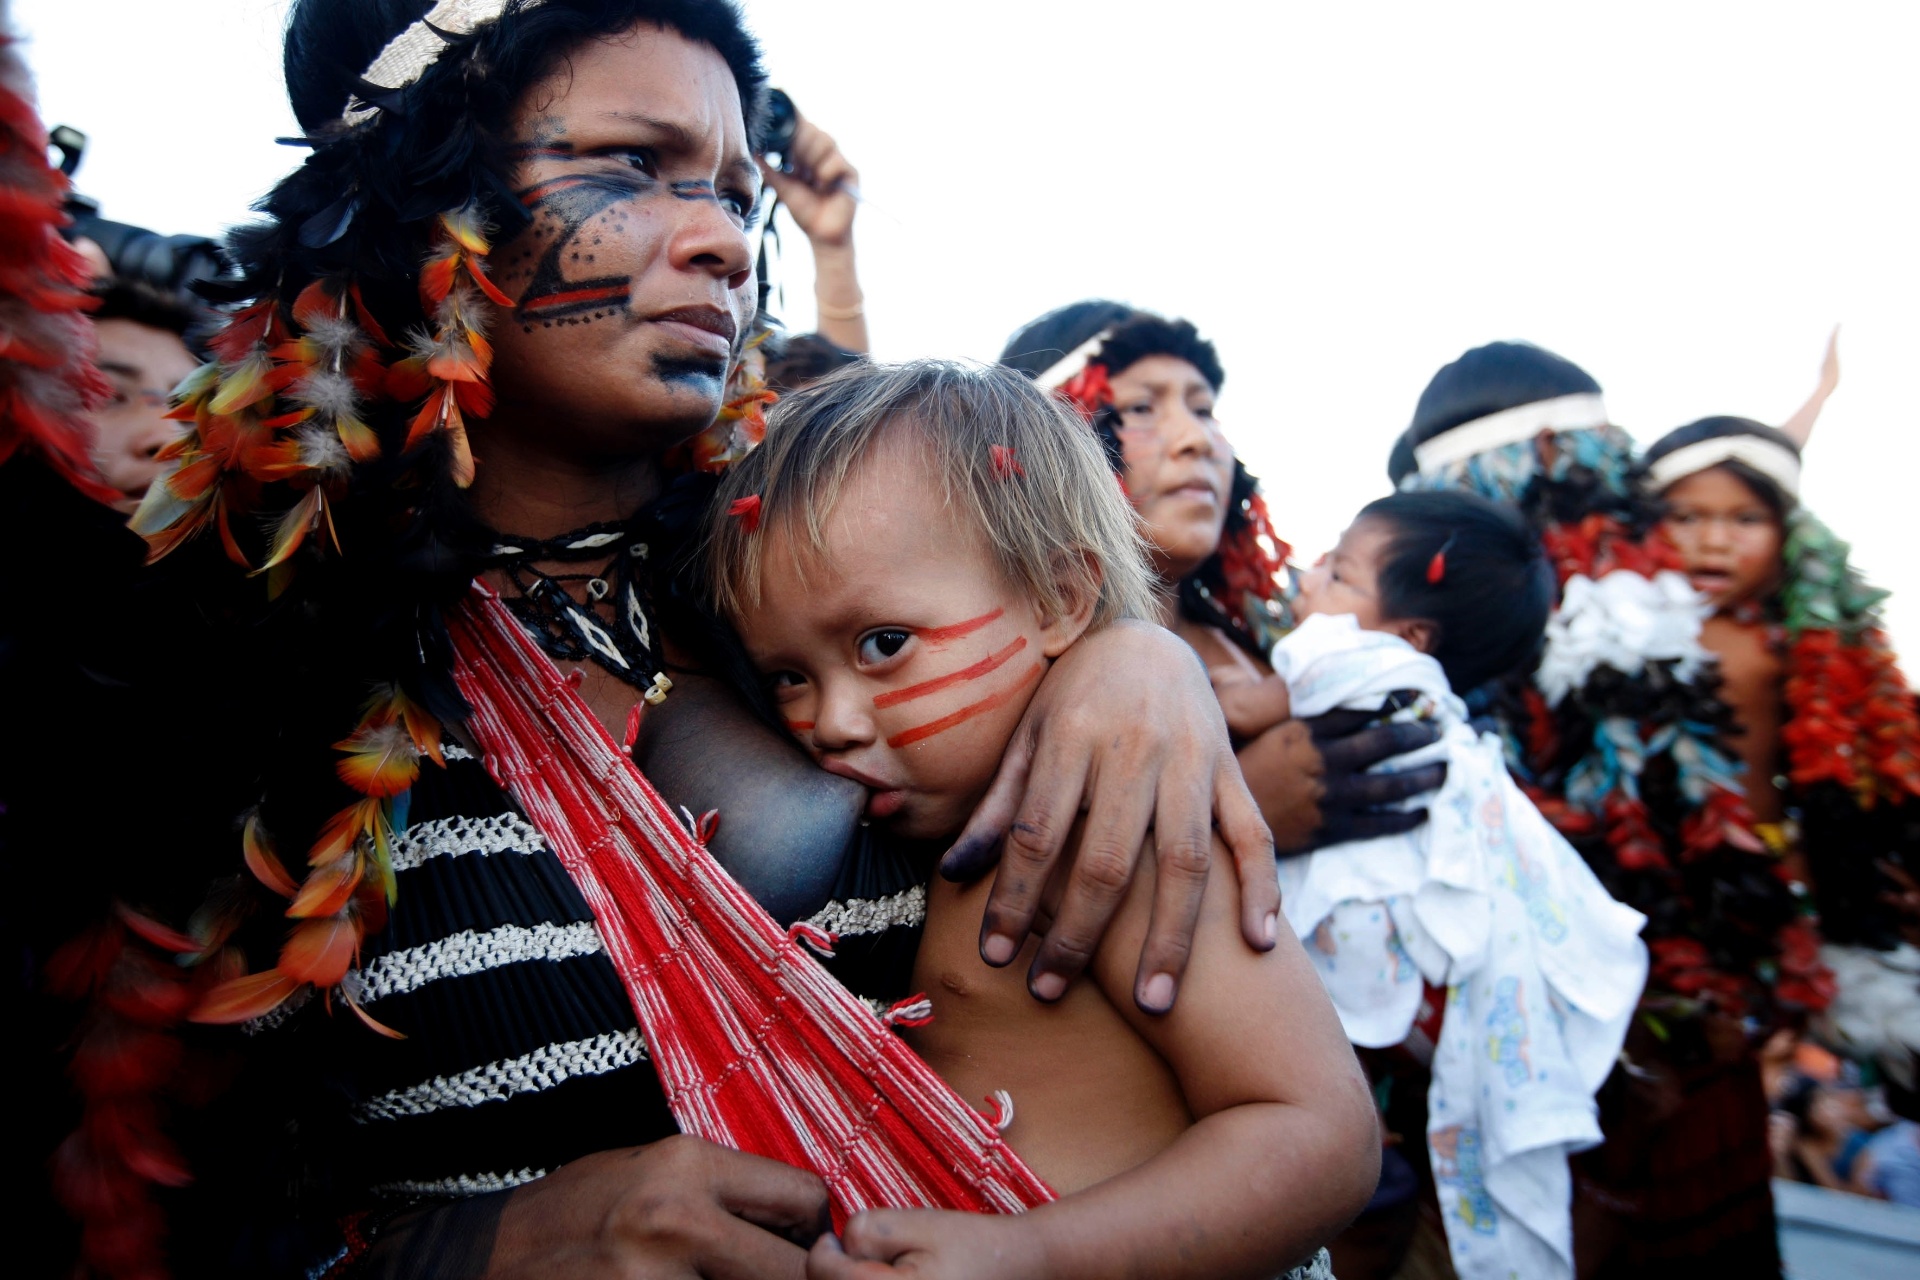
[1358,490,1555,692]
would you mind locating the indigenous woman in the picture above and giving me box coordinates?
[1001,300,1448,855]
[1389,341,1827,1278]
[12,5,1298,1277]
[1643,412,1920,1093]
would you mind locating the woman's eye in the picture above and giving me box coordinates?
[766,670,806,693]
[615,149,659,176]
[722,189,757,222]
[857,630,911,664]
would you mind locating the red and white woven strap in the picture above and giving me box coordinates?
[447,583,1053,1222]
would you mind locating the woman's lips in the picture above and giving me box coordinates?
[648,306,736,358]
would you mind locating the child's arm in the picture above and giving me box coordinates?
[811,839,1379,1280]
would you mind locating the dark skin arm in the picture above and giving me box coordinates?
[940,620,1282,1012]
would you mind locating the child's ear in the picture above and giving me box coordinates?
[1386,617,1438,656]
[1038,551,1101,658]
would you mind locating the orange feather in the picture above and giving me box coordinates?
[334,717,420,798]
[309,797,380,865]
[466,258,515,308]
[344,991,406,1040]
[278,915,361,987]
[191,968,302,1025]
[288,851,364,919]
[243,814,300,898]
[113,904,201,955]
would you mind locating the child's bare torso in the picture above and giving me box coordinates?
[906,875,1192,1194]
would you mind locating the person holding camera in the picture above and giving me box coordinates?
[755,98,872,395]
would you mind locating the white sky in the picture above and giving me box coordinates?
[17,0,1920,652]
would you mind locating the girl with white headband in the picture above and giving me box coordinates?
[1643,405,1920,1110]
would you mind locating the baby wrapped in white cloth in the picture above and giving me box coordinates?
[1273,613,1648,1280]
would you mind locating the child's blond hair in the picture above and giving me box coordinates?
[705,359,1156,629]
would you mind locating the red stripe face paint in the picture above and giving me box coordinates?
[887,662,1044,749]
[910,608,1003,647]
[785,720,815,733]
[872,637,1027,709]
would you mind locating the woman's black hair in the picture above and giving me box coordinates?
[997,298,1136,376]
[1359,489,1555,692]
[1644,415,1799,519]
[1388,341,1603,486]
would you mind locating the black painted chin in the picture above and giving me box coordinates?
[650,353,727,394]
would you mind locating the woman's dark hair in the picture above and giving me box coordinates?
[764,331,864,394]
[1095,313,1226,393]
[1359,489,1555,692]
[1644,415,1798,519]
[1389,341,1602,486]
[997,298,1136,376]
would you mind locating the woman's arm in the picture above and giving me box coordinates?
[813,843,1379,1280]
[940,619,1282,1013]
[759,115,868,354]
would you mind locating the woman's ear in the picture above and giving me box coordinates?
[1038,551,1102,658]
[1385,617,1438,657]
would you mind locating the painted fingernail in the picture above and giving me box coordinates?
[1264,911,1279,945]
[982,933,1017,966]
[1141,972,1176,1010]
[1031,971,1067,1001]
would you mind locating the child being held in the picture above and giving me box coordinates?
[705,360,1375,1280]
[1278,491,1649,1280]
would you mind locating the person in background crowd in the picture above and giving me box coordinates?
[1390,340,1828,1279]
[1278,488,1646,1280]
[1001,300,1450,856]
[759,104,868,392]
[11,3,1288,1277]
[1643,396,1920,1100]
[83,280,203,513]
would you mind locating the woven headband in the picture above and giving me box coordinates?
[1412,392,1609,476]
[342,0,544,125]
[1032,330,1113,392]
[1646,435,1801,498]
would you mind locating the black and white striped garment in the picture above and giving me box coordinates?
[253,741,929,1210]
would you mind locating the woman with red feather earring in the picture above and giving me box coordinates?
[1001,301,1450,857]
[3,4,1324,1278]
[1643,338,1920,1104]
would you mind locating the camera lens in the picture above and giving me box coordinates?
[760,88,798,169]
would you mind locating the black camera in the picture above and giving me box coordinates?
[759,88,798,171]
[50,124,229,297]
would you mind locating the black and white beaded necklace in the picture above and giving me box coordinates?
[484,521,669,700]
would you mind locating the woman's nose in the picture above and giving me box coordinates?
[669,197,755,292]
[1163,405,1216,458]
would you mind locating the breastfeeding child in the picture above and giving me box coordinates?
[1276,490,1649,1280]
[1642,413,1920,1089]
[703,359,1376,1280]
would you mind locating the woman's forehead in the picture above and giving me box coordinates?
[515,23,749,149]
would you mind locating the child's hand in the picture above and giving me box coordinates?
[806,1209,1045,1280]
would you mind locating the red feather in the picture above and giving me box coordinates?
[191,968,302,1025]
[729,494,763,532]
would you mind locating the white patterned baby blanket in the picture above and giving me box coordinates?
[1272,614,1648,1280]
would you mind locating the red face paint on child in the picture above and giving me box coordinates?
[733,435,1092,841]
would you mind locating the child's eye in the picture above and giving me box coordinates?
[765,671,808,699]
[856,629,911,665]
